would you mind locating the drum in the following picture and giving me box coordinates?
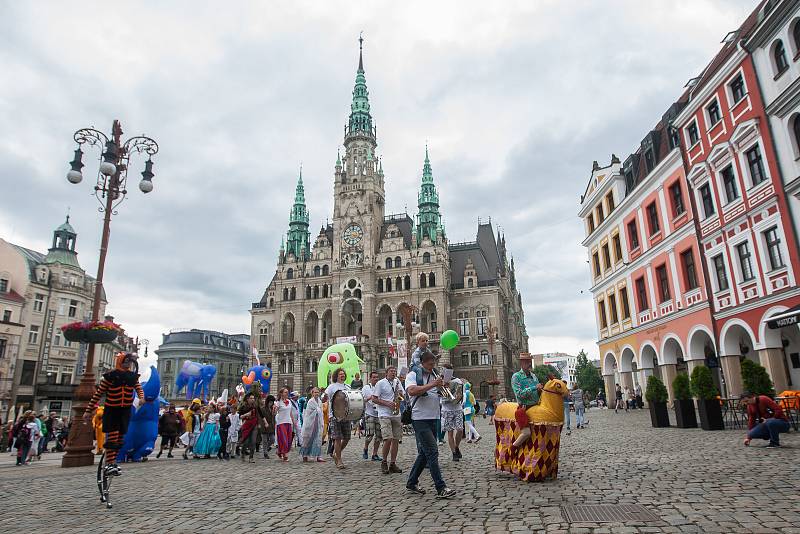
[332,389,365,422]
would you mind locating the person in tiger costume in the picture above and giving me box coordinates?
[83,352,147,476]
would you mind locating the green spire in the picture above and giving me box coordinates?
[336,149,341,166]
[285,168,310,260]
[417,145,444,243]
[347,34,373,138]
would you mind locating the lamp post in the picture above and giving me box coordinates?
[61,120,158,468]
[396,303,419,368]
[486,322,500,393]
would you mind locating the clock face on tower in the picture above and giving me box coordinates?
[342,223,364,246]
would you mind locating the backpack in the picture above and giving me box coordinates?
[16,424,31,444]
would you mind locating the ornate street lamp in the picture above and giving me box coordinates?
[61,120,158,468]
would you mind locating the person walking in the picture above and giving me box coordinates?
[361,371,383,461]
[373,366,403,474]
[325,369,352,469]
[405,350,456,499]
[614,384,624,413]
[194,403,222,459]
[463,383,481,443]
[218,405,231,460]
[571,386,585,429]
[274,387,297,462]
[439,365,464,462]
[156,404,182,458]
[238,393,259,463]
[563,389,572,435]
[300,387,325,462]
[226,406,241,460]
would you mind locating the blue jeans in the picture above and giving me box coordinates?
[575,405,585,427]
[563,403,571,430]
[748,418,790,445]
[408,419,445,492]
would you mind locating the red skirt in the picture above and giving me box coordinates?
[276,423,293,455]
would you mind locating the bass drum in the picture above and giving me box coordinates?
[332,389,365,422]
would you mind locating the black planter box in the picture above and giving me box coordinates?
[85,329,118,344]
[673,399,698,428]
[696,398,724,430]
[62,329,87,343]
[649,401,670,427]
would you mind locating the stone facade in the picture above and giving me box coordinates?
[250,40,528,399]
[155,329,249,404]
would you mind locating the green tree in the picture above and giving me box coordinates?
[532,364,561,385]
[645,375,669,403]
[672,372,691,400]
[574,350,603,398]
[741,359,775,396]
[689,365,718,399]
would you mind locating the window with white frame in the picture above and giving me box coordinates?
[457,312,470,336]
[28,325,40,344]
[0,279,7,293]
[764,226,785,270]
[687,121,700,146]
[68,299,78,318]
[58,298,67,316]
[745,145,766,187]
[720,165,739,203]
[736,242,754,281]
[476,310,488,336]
[774,39,789,76]
[2,310,10,322]
[706,99,721,127]
[33,294,45,313]
[712,254,729,291]
[53,332,61,346]
[699,183,715,218]
[480,350,491,365]
[729,73,746,104]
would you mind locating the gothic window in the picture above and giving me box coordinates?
[480,350,490,365]
[287,268,294,280]
[354,289,362,299]
[404,275,411,290]
[468,279,474,288]
[386,278,392,292]
[314,265,321,276]
[428,273,436,287]
[395,276,402,291]
[282,288,288,301]
[394,256,401,268]
[420,274,427,288]
[470,351,479,366]
[313,286,319,299]
[290,287,296,300]
[423,252,431,264]
[378,279,383,292]
[322,265,329,276]
[306,286,312,299]
[385,258,392,269]
[461,351,469,367]
[269,298,274,307]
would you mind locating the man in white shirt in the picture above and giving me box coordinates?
[373,365,404,474]
[324,368,351,469]
[405,351,456,499]
[361,371,383,462]
[439,363,464,462]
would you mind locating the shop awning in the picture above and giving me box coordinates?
[766,305,800,329]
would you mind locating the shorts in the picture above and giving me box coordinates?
[102,406,131,435]
[328,418,351,441]
[365,415,382,440]
[378,416,403,440]
[160,434,177,448]
[441,410,464,432]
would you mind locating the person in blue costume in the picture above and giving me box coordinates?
[193,403,222,458]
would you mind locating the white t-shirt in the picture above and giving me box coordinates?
[374,377,402,419]
[405,370,440,421]
[362,383,379,417]
[441,378,463,413]
[325,382,348,418]
[275,400,294,425]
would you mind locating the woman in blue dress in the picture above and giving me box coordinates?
[194,403,222,458]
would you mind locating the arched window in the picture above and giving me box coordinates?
[378,279,384,292]
[461,351,469,367]
[306,286,312,299]
[428,273,436,287]
[423,252,431,264]
[322,265,329,276]
[354,289,362,299]
[282,288,288,301]
[269,297,274,307]
[468,279,474,288]
[385,258,392,269]
[404,275,411,290]
[386,278,392,292]
[286,268,294,280]
[314,265,321,277]
[774,39,789,75]
[378,354,386,370]
[470,351,479,366]
[419,273,427,288]
[394,256,401,268]
[290,287,296,300]
[793,19,800,54]
[313,285,319,299]
[793,114,800,157]
[323,285,329,298]
[395,276,402,291]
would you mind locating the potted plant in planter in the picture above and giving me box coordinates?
[672,372,697,428]
[645,375,670,427]
[690,365,723,430]
[61,320,121,344]
[741,359,775,397]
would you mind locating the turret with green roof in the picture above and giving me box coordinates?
[44,215,81,269]
[416,146,444,244]
[284,170,311,261]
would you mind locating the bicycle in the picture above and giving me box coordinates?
[96,451,112,509]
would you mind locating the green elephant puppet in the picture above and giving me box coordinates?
[317,343,364,389]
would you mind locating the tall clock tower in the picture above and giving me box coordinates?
[332,36,386,270]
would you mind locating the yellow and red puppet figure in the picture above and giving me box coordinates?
[83,352,145,475]
[92,406,105,454]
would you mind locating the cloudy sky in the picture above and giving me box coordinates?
[1,0,756,364]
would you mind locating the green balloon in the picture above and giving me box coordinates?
[440,329,460,350]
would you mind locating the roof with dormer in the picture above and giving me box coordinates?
[448,222,502,287]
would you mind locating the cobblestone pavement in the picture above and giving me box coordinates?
[0,408,798,533]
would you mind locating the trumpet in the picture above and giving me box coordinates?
[431,368,456,401]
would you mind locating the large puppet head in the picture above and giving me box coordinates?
[242,364,272,393]
[115,352,139,373]
[317,343,364,388]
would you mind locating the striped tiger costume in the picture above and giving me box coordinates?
[85,352,144,467]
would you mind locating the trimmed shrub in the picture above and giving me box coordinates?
[645,375,668,403]
[741,358,775,397]
[672,373,692,401]
[690,365,717,400]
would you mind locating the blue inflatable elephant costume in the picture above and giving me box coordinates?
[242,364,272,393]
[174,360,216,402]
[118,365,166,462]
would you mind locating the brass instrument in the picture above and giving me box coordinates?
[392,383,405,416]
[431,368,456,401]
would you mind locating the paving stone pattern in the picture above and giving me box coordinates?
[0,408,797,533]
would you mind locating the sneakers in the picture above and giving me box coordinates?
[167,453,174,458]
[104,464,121,477]
[766,442,781,448]
[381,461,390,474]
[371,454,382,462]
[452,452,460,462]
[474,436,481,443]
[436,487,456,499]
[406,484,426,495]
[389,463,402,473]
[454,448,462,459]
[363,449,369,460]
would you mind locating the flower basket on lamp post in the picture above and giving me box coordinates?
[61,320,121,345]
